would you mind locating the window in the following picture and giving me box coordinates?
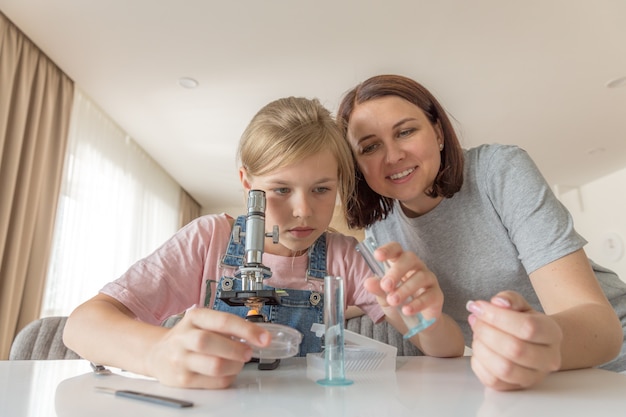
[41,89,180,317]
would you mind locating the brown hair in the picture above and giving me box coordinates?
[238,96,355,219]
[337,74,464,229]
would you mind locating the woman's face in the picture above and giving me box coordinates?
[346,95,444,216]
[240,149,339,256]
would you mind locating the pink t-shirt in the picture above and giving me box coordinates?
[101,213,383,325]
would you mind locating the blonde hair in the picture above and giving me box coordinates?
[238,97,355,217]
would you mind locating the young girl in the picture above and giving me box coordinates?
[337,74,626,391]
[63,96,465,389]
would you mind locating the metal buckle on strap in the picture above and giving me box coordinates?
[309,292,322,306]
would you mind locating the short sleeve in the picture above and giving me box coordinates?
[480,145,586,273]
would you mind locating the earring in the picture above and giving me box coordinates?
[439,143,444,151]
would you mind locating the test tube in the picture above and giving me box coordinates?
[356,237,435,339]
[316,275,353,386]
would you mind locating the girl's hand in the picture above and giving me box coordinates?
[145,308,271,389]
[467,291,563,391]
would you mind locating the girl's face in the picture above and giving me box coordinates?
[346,96,444,216]
[240,149,339,256]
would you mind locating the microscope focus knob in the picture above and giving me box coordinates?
[266,225,279,244]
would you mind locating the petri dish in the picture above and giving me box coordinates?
[239,323,303,360]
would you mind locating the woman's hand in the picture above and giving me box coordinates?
[362,241,464,357]
[145,308,271,389]
[363,241,444,322]
[467,291,563,391]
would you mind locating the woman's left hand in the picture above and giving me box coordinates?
[466,290,563,391]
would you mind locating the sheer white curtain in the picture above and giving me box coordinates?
[41,89,181,317]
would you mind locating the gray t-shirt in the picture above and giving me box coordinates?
[368,144,626,371]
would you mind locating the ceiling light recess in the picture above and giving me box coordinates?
[178,77,199,89]
[606,76,626,89]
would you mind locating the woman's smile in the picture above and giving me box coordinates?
[388,166,416,182]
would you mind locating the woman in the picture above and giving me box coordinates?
[337,74,626,391]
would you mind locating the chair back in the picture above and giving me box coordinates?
[9,316,80,360]
[345,315,424,356]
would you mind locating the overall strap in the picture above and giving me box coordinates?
[220,215,246,267]
[306,233,327,279]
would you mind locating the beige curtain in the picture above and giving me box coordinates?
[0,12,74,359]
[179,189,202,228]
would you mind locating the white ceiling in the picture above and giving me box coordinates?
[2,0,625,214]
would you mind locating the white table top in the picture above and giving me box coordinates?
[1,357,625,417]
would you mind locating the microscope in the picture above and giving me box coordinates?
[220,190,301,369]
[219,189,280,318]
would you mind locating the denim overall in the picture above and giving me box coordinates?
[211,215,327,355]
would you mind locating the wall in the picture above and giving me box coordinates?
[558,167,626,283]
[201,205,246,217]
